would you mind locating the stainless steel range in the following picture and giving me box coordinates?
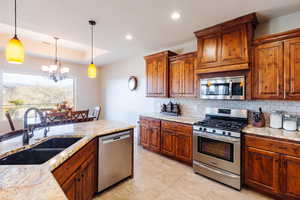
[193,108,248,190]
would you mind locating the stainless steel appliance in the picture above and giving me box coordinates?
[200,76,245,100]
[98,130,133,192]
[193,108,248,190]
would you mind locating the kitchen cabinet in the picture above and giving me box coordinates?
[244,134,300,199]
[139,117,161,152]
[169,52,196,98]
[281,155,300,199]
[140,116,193,165]
[161,120,193,165]
[284,37,300,100]
[253,29,300,100]
[144,51,177,97]
[253,41,284,99]
[53,139,97,200]
[244,146,280,194]
[194,13,257,74]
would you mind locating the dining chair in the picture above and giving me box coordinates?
[71,110,89,123]
[89,106,101,120]
[5,112,15,131]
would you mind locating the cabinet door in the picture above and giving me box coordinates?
[220,25,248,65]
[170,60,182,97]
[61,171,81,200]
[284,37,300,100]
[244,146,280,194]
[81,154,97,200]
[161,129,176,157]
[197,34,220,68]
[253,41,284,99]
[148,127,161,152]
[146,59,157,95]
[182,57,196,97]
[140,124,149,148]
[281,155,300,199]
[156,57,167,96]
[175,133,192,164]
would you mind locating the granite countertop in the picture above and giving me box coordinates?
[140,113,201,125]
[243,125,300,142]
[0,120,135,200]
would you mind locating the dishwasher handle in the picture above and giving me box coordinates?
[101,132,131,144]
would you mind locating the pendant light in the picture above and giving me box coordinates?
[6,0,24,64]
[87,20,97,78]
[41,37,70,82]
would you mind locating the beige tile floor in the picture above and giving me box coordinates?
[94,141,273,200]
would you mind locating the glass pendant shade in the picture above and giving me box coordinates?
[88,63,97,78]
[6,36,24,64]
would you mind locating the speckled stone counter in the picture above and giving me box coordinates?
[0,120,135,200]
[243,125,300,142]
[140,113,200,125]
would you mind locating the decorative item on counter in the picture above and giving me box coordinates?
[283,114,297,131]
[252,107,265,127]
[160,101,181,116]
[270,111,284,129]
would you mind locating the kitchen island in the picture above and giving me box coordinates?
[0,120,135,200]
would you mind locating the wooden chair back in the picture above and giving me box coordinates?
[71,110,89,122]
[5,112,15,131]
[89,106,101,120]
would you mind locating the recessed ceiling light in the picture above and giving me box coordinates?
[171,11,181,21]
[125,34,133,40]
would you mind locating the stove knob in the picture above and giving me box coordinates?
[199,127,202,131]
[203,128,207,132]
[212,130,216,133]
[222,131,226,135]
[227,132,231,136]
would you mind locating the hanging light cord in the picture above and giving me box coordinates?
[91,24,94,64]
[55,37,58,64]
[14,0,17,37]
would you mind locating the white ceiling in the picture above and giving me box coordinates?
[0,0,300,66]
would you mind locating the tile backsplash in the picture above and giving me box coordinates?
[154,98,300,122]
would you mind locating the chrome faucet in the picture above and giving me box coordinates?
[23,108,48,145]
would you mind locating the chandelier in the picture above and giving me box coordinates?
[41,37,70,82]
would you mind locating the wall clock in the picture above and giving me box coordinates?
[128,76,138,91]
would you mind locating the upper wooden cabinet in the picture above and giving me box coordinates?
[253,41,284,99]
[169,52,197,98]
[144,51,177,97]
[253,28,300,100]
[194,13,257,74]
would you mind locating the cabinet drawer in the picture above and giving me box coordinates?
[53,138,97,185]
[140,117,160,128]
[161,121,192,136]
[245,134,300,158]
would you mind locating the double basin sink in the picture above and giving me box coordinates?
[0,137,82,165]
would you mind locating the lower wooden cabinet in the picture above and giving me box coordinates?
[140,116,192,165]
[281,155,300,199]
[244,146,280,194]
[244,134,300,200]
[140,117,161,152]
[161,129,176,157]
[53,139,97,200]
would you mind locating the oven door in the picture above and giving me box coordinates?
[193,131,240,175]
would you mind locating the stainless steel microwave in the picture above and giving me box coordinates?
[200,76,245,100]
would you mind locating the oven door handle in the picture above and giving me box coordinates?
[194,161,239,179]
[194,131,240,143]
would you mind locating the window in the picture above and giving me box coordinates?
[1,73,74,119]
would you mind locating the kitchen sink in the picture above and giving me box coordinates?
[32,137,82,149]
[0,148,63,165]
[0,137,82,165]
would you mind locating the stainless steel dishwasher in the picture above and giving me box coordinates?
[98,130,133,192]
